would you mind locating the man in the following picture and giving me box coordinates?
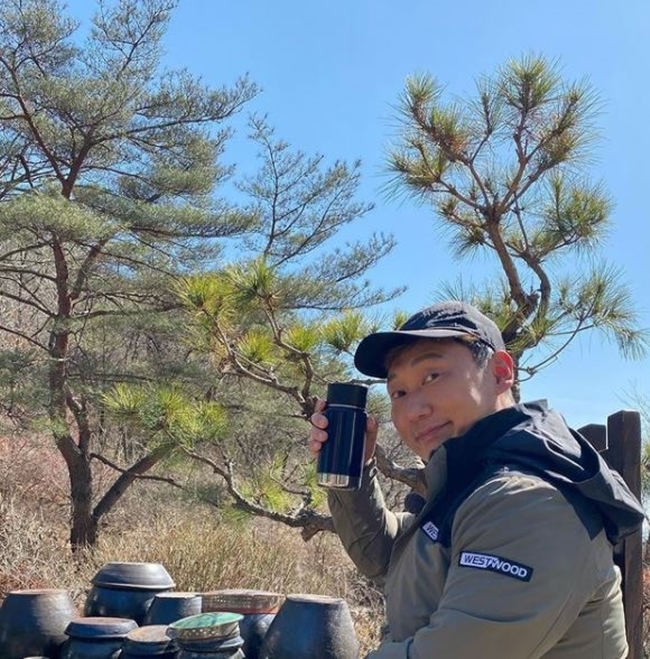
[309,301,645,659]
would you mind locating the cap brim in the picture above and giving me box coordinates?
[354,329,473,379]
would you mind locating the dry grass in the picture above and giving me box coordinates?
[0,432,385,655]
[0,500,385,653]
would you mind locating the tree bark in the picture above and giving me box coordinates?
[68,452,97,549]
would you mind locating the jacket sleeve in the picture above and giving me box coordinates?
[327,460,414,582]
[366,471,619,659]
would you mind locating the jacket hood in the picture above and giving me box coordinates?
[440,400,645,545]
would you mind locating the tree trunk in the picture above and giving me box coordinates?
[69,453,97,549]
[51,422,97,550]
[511,352,522,403]
[48,308,98,549]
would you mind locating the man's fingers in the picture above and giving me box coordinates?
[308,430,327,457]
[310,411,328,430]
[310,426,328,444]
[308,399,328,458]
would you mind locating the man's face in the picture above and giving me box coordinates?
[386,338,512,461]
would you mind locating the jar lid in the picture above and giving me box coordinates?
[167,611,243,642]
[91,562,176,590]
[286,593,346,606]
[123,625,177,654]
[65,616,138,639]
[152,591,199,600]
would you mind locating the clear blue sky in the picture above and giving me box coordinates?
[66,0,650,429]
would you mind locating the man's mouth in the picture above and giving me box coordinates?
[415,421,451,443]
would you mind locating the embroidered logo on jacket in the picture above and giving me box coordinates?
[458,551,533,582]
[421,521,439,541]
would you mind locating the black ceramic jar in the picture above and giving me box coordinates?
[259,594,359,659]
[143,592,202,626]
[84,562,176,624]
[0,588,77,659]
[60,616,138,659]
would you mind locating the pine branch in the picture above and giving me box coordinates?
[182,448,335,540]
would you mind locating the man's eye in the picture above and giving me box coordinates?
[424,372,439,384]
[389,389,405,400]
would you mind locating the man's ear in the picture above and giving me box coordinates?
[491,350,515,392]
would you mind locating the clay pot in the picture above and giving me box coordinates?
[119,625,178,657]
[0,588,77,658]
[84,586,161,626]
[201,589,283,659]
[237,613,276,659]
[174,633,245,658]
[85,563,175,624]
[60,616,138,658]
[143,592,202,626]
[259,594,359,659]
[167,612,244,657]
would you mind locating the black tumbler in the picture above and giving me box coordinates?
[317,382,368,490]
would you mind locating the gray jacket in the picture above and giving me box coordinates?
[328,402,644,659]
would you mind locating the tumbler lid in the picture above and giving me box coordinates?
[326,382,367,408]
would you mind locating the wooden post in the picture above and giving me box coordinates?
[606,411,643,659]
[578,423,607,452]
[579,412,644,659]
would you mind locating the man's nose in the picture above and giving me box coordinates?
[405,389,433,421]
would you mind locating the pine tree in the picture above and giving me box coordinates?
[387,55,647,397]
[0,1,399,548]
[0,0,258,548]
[175,117,400,539]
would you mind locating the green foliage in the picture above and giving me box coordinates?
[536,175,612,254]
[241,456,296,513]
[237,328,277,365]
[388,53,647,384]
[0,348,46,422]
[177,275,228,313]
[303,461,328,509]
[225,258,281,309]
[0,190,108,241]
[391,310,412,331]
[284,324,320,354]
[237,116,403,310]
[176,119,405,420]
[102,383,227,451]
[321,311,372,353]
